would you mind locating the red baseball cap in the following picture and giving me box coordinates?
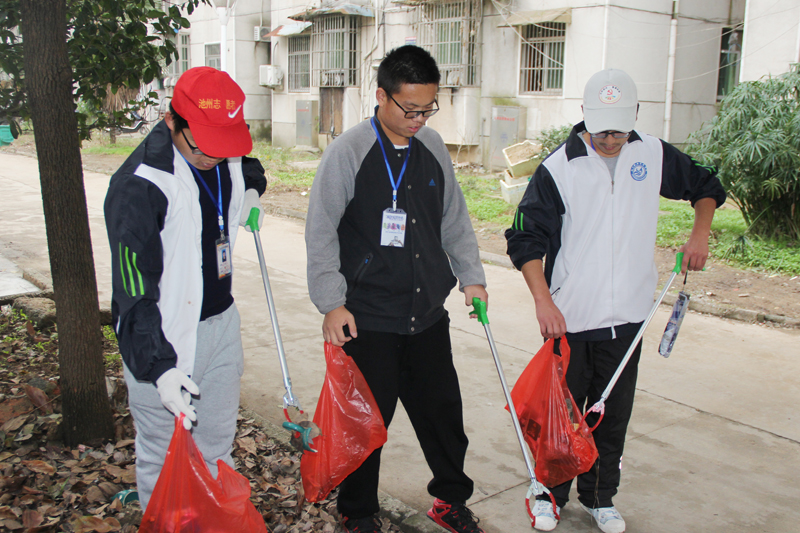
[172,67,253,158]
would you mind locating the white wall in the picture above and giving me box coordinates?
[740,0,800,81]
[184,1,272,127]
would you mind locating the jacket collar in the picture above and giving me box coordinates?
[565,121,642,162]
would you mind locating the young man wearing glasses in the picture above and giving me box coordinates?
[104,67,267,510]
[505,69,726,533]
[305,45,488,533]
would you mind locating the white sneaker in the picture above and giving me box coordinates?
[530,499,560,531]
[579,503,626,533]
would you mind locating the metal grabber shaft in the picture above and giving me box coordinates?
[249,208,318,452]
[471,298,552,524]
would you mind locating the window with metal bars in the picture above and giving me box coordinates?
[288,35,311,92]
[311,15,360,87]
[519,23,565,95]
[416,0,481,87]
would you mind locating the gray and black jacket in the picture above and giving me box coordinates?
[306,116,486,335]
[505,122,726,341]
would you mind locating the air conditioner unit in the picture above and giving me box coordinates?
[253,26,271,42]
[259,65,283,87]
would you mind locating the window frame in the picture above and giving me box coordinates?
[717,26,743,100]
[519,22,566,96]
[415,0,481,87]
[288,34,311,92]
[205,42,221,70]
[311,15,361,88]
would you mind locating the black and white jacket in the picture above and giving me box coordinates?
[505,122,726,340]
[104,120,266,382]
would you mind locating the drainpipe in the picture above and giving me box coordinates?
[211,0,238,74]
[663,0,679,142]
[740,0,750,82]
[601,0,610,69]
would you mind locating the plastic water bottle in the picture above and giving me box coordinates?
[659,291,690,358]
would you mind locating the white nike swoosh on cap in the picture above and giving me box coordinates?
[228,105,242,118]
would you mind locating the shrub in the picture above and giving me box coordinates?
[686,65,800,240]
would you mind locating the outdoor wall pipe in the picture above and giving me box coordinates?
[601,0,610,69]
[663,0,679,142]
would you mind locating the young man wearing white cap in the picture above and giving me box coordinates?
[505,69,726,532]
[104,66,267,509]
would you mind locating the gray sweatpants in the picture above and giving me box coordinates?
[123,304,244,510]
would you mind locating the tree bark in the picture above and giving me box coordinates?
[20,0,114,445]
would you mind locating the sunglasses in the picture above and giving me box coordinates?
[181,129,205,155]
[389,94,439,119]
[590,130,631,139]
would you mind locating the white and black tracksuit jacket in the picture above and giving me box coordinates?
[505,122,726,341]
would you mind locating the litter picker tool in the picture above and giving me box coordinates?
[249,209,320,453]
[471,298,557,526]
[583,252,685,429]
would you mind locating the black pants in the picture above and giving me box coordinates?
[337,313,474,519]
[538,334,641,509]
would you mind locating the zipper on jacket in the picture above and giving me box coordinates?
[346,253,373,298]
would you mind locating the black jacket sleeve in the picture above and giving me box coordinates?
[104,174,178,383]
[659,141,727,207]
[242,156,268,195]
[505,164,566,275]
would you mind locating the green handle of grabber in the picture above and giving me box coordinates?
[471,297,488,325]
[246,206,260,231]
[672,252,684,273]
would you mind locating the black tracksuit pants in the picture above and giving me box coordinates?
[337,313,474,519]
[538,334,642,509]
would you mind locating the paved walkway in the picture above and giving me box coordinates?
[1,151,799,532]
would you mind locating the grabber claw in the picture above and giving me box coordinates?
[282,421,319,453]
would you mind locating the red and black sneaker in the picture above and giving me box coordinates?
[342,515,383,533]
[427,498,486,533]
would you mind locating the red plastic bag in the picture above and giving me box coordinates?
[509,337,598,487]
[300,343,388,502]
[139,415,268,533]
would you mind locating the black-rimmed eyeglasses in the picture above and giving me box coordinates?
[389,94,439,119]
[589,130,631,139]
[181,129,205,155]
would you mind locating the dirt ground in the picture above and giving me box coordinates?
[4,135,799,324]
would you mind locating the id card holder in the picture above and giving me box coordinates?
[215,236,232,279]
[380,208,407,247]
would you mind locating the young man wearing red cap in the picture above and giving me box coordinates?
[104,66,267,510]
[306,45,487,533]
[505,69,726,533]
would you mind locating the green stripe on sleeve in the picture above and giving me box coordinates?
[119,243,130,297]
[132,252,144,296]
[124,246,137,297]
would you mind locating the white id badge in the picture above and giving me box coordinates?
[216,237,233,278]
[380,208,407,247]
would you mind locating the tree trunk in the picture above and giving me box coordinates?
[20,0,114,446]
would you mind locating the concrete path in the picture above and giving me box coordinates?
[1,151,798,532]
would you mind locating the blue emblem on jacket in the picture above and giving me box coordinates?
[630,162,647,181]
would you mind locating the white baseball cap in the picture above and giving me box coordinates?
[582,69,638,134]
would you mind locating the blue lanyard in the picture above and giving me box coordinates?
[371,117,411,210]
[182,155,225,238]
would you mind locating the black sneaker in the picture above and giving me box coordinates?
[342,515,383,533]
[427,498,485,533]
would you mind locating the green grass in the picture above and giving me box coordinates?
[658,198,800,275]
[251,141,318,191]
[80,137,140,157]
[456,173,516,226]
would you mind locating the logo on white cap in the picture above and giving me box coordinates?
[598,85,622,105]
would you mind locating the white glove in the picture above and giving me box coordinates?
[155,368,200,430]
[240,188,263,232]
